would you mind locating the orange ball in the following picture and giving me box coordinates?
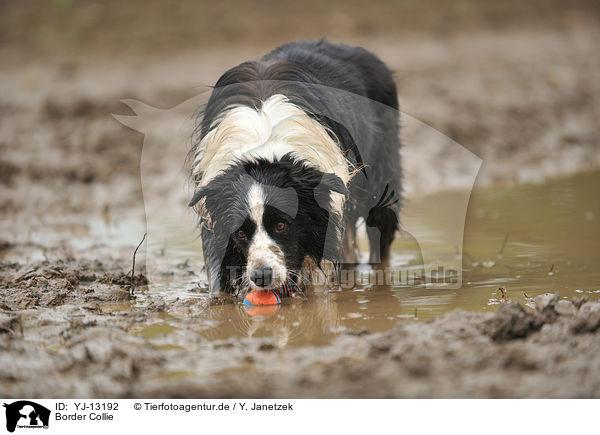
[243,290,281,306]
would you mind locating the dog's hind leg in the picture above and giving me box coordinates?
[366,184,400,265]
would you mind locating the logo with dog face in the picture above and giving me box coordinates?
[3,401,50,433]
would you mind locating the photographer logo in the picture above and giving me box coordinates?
[3,401,50,433]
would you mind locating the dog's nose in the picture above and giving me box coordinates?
[249,266,273,288]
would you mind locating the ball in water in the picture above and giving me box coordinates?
[243,290,281,306]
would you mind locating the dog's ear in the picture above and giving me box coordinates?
[321,173,348,197]
[188,185,208,207]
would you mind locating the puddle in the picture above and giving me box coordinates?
[7,171,597,349]
[129,170,600,347]
[138,322,179,339]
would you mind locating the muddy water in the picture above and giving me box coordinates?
[136,171,600,347]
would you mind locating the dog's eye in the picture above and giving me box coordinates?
[236,230,247,239]
[275,222,286,232]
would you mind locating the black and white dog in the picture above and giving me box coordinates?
[189,39,401,296]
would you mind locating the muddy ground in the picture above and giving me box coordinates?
[2,18,600,397]
[1,263,600,398]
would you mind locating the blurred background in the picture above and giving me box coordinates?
[2,0,600,57]
[2,0,599,196]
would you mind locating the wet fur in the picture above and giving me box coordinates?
[189,39,402,294]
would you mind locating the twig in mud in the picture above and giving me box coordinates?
[548,264,555,275]
[498,286,507,302]
[130,232,147,295]
[0,326,17,336]
[498,233,509,258]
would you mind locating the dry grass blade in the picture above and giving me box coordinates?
[131,232,147,295]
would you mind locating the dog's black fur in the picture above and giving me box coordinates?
[190,39,402,295]
[192,154,348,294]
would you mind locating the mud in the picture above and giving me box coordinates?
[1,277,599,397]
[2,24,600,397]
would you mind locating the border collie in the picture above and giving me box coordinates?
[189,39,401,296]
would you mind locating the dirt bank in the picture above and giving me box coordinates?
[1,262,599,398]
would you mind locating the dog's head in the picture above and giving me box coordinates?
[190,154,347,296]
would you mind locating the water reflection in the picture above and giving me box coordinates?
[196,284,407,347]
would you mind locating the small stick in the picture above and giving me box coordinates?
[498,286,507,302]
[131,232,147,295]
[548,264,554,274]
[498,233,509,258]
